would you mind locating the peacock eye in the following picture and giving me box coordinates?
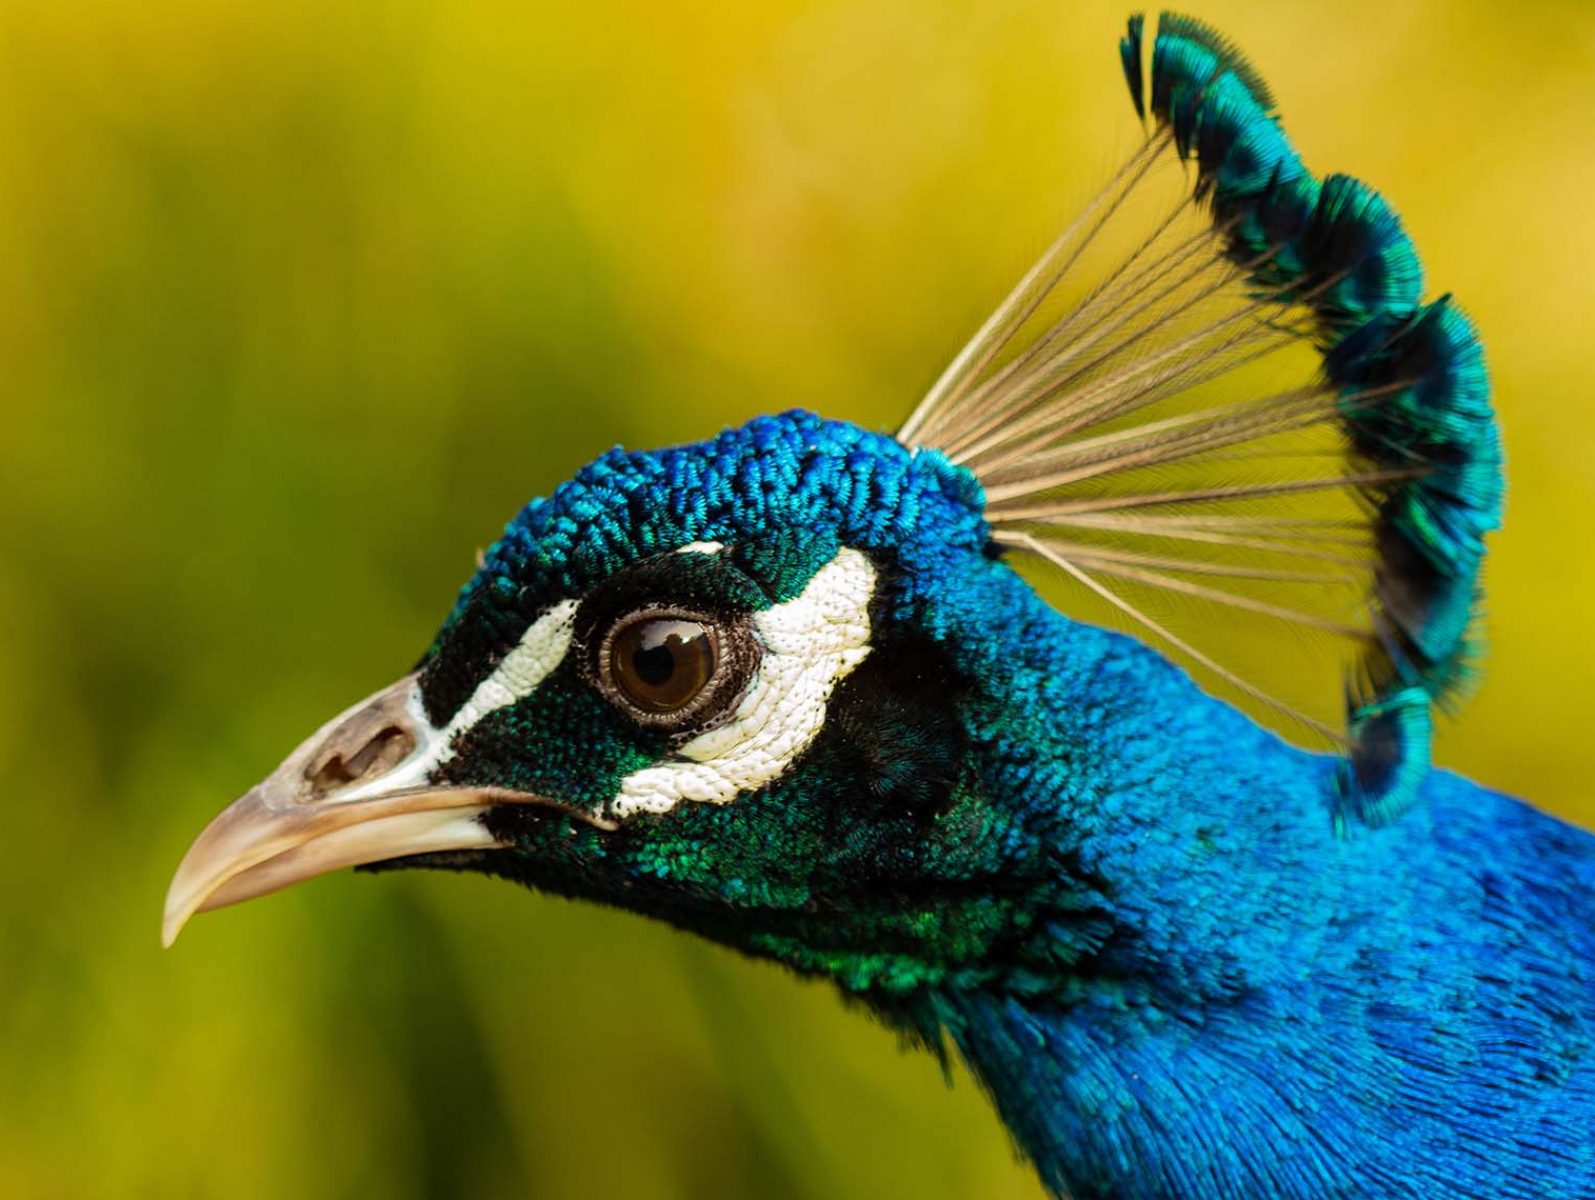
[592,606,757,735]
[609,617,717,713]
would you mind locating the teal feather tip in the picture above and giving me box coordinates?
[1119,13,1147,119]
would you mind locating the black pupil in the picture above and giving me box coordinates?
[613,618,716,713]
[632,633,680,687]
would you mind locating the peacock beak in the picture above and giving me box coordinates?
[161,674,611,947]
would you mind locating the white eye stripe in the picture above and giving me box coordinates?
[452,599,580,730]
[338,600,579,801]
[608,547,876,818]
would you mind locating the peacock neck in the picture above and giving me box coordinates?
[942,552,1422,1006]
[915,554,1558,1199]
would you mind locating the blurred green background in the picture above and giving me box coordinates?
[3,1,1593,1196]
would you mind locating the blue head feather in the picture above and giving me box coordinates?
[423,413,989,725]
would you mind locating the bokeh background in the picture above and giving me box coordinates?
[3,1,1593,1196]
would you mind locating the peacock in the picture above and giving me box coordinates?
[165,14,1595,1199]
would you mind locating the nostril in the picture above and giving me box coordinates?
[306,724,416,798]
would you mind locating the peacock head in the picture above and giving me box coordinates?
[164,411,1103,1004]
[166,11,1505,1017]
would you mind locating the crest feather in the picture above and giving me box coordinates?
[899,11,1504,826]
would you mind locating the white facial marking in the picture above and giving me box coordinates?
[452,598,580,729]
[609,547,876,818]
[675,541,725,555]
[337,600,579,801]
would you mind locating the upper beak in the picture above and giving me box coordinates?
[162,674,610,947]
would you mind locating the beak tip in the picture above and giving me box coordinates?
[161,887,193,948]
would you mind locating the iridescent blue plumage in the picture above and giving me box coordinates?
[926,597,1595,1200]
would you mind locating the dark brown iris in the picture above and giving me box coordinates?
[608,616,718,714]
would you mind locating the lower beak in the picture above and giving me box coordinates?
[162,674,608,947]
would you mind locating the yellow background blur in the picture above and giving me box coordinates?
[3,2,1592,1197]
